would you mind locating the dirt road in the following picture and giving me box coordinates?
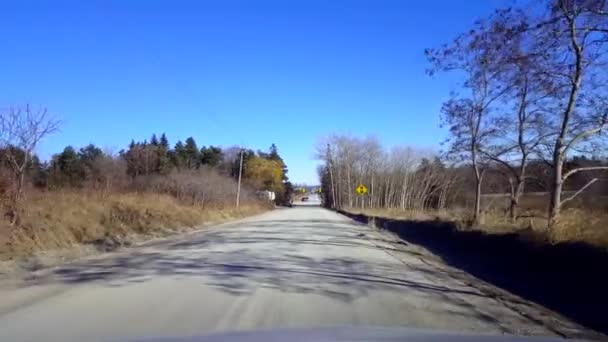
[0,206,599,341]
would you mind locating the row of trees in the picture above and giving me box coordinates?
[44,136,225,189]
[0,106,293,223]
[316,135,457,212]
[120,135,224,177]
[44,136,292,201]
[425,0,608,228]
[316,134,608,222]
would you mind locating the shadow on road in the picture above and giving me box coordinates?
[18,216,595,337]
[25,220,472,300]
[339,210,608,336]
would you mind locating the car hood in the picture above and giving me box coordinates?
[135,326,578,342]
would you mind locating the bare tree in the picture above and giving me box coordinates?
[91,149,129,194]
[426,16,513,224]
[316,135,456,213]
[475,11,553,222]
[0,105,60,223]
[439,98,495,224]
[533,0,608,228]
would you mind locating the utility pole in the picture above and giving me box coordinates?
[327,143,336,209]
[236,149,244,207]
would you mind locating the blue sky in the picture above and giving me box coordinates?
[1,0,509,184]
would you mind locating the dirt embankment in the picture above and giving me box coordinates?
[338,209,608,337]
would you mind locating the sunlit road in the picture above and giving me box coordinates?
[0,200,596,341]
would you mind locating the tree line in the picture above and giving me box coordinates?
[316,135,457,213]
[0,105,293,223]
[317,134,608,223]
[317,0,608,230]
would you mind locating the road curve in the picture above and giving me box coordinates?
[0,206,598,341]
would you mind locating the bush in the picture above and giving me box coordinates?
[132,168,257,207]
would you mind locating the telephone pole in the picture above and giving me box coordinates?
[327,143,336,209]
[236,149,244,207]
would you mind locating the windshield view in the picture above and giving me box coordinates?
[1,0,607,341]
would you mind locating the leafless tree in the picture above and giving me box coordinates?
[473,9,553,222]
[532,0,608,228]
[90,149,129,194]
[426,14,515,223]
[0,105,60,223]
[316,135,456,213]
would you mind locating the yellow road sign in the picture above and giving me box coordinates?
[355,184,367,195]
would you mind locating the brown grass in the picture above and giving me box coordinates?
[0,190,269,259]
[346,196,608,248]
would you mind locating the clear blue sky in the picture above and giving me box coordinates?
[1,0,510,184]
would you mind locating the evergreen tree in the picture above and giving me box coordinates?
[29,155,48,188]
[200,146,223,167]
[184,137,200,169]
[172,140,187,169]
[78,144,104,182]
[269,143,280,161]
[150,134,159,146]
[266,144,291,204]
[78,144,104,169]
[159,133,169,150]
[157,133,171,174]
[267,143,289,181]
[123,140,143,178]
[52,146,85,187]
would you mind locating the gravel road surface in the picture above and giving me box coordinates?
[0,204,600,341]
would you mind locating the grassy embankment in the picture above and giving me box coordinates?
[345,193,608,248]
[0,191,269,261]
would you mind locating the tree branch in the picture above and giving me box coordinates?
[563,166,608,181]
[561,178,598,205]
[479,150,518,176]
[563,124,606,155]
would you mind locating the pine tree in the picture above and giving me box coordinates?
[124,140,139,178]
[150,134,159,146]
[184,137,200,169]
[52,146,85,187]
[269,143,280,161]
[157,133,171,174]
[78,144,103,168]
[159,133,169,150]
[266,144,291,204]
[200,146,223,167]
[29,155,48,188]
[78,144,104,182]
[267,143,288,181]
[172,140,187,169]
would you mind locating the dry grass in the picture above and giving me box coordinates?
[346,199,608,248]
[0,190,269,259]
[346,207,466,223]
[548,208,608,246]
